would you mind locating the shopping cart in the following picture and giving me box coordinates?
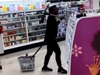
[18,45,42,72]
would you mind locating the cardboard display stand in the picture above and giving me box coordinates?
[66,13,100,75]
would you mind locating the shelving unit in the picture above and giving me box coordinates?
[0,9,46,50]
[0,7,70,51]
[65,16,77,75]
[66,17,76,65]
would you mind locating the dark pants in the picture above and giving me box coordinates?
[43,39,62,69]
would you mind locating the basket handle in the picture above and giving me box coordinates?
[31,45,42,59]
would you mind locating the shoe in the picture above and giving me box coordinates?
[42,67,53,72]
[58,67,67,74]
[0,66,2,70]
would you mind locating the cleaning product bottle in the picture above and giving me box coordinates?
[42,3,45,8]
[12,4,15,11]
[3,6,7,12]
[25,5,28,10]
[36,2,40,9]
[30,4,34,9]
[28,4,30,9]
[20,6,24,10]
[9,4,12,11]
[0,6,3,12]
[17,5,21,10]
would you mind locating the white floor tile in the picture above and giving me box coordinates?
[0,41,68,75]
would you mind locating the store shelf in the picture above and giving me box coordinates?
[3,27,25,32]
[4,37,27,43]
[28,29,46,33]
[0,9,45,15]
[4,39,44,50]
[28,23,46,27]
[0,7,68,51]
[29,34,45,38]
[3,32,26,38]
[25,14,43,17]
[0,21,25,26]
[26,19,41,22]
[24,9,45,12]
[0,14,43,20]
[0,8,45,50]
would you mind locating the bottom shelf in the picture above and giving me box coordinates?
[1,37,65,56]
[4,39,44,50]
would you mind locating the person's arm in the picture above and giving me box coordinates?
[56,21,60,25]
[49,13,65,20]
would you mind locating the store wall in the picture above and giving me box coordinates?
[84,0,99,10]
[93,0,99,10]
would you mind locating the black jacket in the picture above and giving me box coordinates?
[45,15,60,42]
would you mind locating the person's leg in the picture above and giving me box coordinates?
[53,40,67,74]
[42,42,53,71]
[53,41,62,68]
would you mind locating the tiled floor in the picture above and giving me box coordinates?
[0,41,68,75]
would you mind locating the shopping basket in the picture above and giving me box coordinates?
[18,45,42,72]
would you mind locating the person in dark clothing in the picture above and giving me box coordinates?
[42,5,67,74]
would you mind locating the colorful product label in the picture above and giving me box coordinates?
[0,1,46,12]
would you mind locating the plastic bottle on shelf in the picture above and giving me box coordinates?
[6,43,11,47]
[22,40,27,43]
[20,6,24,10]
[3,6,7,12]
[37,37,40,40]
[3,26,7,30]
[10,36,14,41]
[16,36,20,40]
[11,4,15,11]
[34,2,40,9]
[20,23,24,27]
[12,42,15,45]
[3,38,9,42]
[25,5,28,10]
[30,4,34,9]
[17,5,21,10]
[16,41,19,44]
[41,3,45,9]
[3,32,7,36]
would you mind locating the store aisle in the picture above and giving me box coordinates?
[0,41,68,75]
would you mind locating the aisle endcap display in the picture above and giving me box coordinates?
[66,13,100,75]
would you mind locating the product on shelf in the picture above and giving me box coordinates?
[3,37,9,42]
[0,7,67,50]
[22,40,27,43]
[37,37,40,40]
[4,43,11,47]
[3,32,7,36]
